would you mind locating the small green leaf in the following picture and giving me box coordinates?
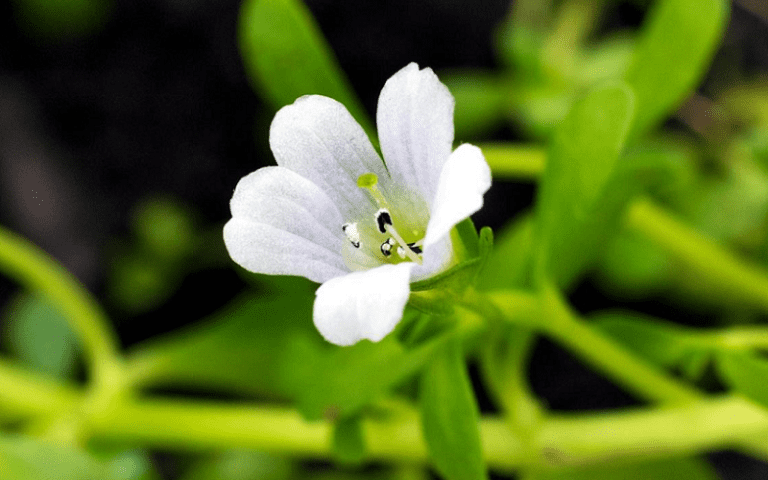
[624,0,729,137]
[420,338,487,480]
[534,82,636,287]
[126,292,316,398]
[441,70,507,139]
[2,292,77,378]
[522,456,718,480]
[332,415,367,465]
[477,213,534,290]
[716,351,768,409]
[238,0,373,135]
[288,335,443,420]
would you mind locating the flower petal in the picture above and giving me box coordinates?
[270,95,388,220]
[313,263,413,346]
[224,218,348,283]
[229,166,344,254]
[423,144,491,248]
[377,63,455,202]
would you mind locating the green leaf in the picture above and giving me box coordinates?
[238,0,373,135]
[624,0,729,137]
[420,338,487,480]
[477,212,534,290]
[440,70,507,139]
[126,292,316,398]
[1,292,77,379]
[0,434,146,480]
[288,334,443,420]
[716,351,768,409]
[521,456,719,480]
[534,82,635,287]
[332,415,367,465]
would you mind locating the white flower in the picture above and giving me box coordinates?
[223,63,491,346]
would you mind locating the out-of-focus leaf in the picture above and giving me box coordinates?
[717,351,768,409]
[624,0,728,137]
[332,415,367,465]
[477,213,534,291]
[180,450,293,480]
[0,434,149,480]
[596,231,671,299]
[441,70,507,139]
[534,82,635,287]
[420,338,487,480]
[238,0,372,135]
[1,292,77,378]
[286,334,444,420]
[11,0,112,41]
[521,456,719,480]
[131,197,194,265]
[126,292,316,398]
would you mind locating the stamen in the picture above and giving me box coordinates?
[342,222,361,248]
[375,209,393,234]
[380,238,394,257]
[407,243,423,254]
[396,246,406,259]
[383,223,422,264]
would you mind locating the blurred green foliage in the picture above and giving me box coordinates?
[8,0,768,478]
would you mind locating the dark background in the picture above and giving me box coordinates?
[0,0,767,478]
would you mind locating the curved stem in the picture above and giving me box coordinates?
[0,226,121,388]
[537,282,701,403]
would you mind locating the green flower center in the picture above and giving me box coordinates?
[341,173,428,269]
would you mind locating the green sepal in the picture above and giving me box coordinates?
[410,221,492,295]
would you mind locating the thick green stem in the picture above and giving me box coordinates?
[0,226,121,387]
[84,394,768,470]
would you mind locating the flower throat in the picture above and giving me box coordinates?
[341,173,425,265]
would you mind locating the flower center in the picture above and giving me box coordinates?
[340,173,428,269]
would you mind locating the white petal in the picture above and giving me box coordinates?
[411,233,455,282]
[224,219,348,284]
[313,263,413,346]
[230,166,344,254]
[423,144,491,248]
[377,63,455,202]
[269,95,388,220]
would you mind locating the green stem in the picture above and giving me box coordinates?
[2,352,768,470]
[626,196,768,312]
[84,394,768,470]
[0,226,121,387]
[536,283,701,403]
[0,357,78,418]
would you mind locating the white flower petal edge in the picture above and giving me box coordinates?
[424,144,492,248]
[313,263,413,346]
[224,219,348,283]
[223,166,348,283]
[377,63,454,204]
